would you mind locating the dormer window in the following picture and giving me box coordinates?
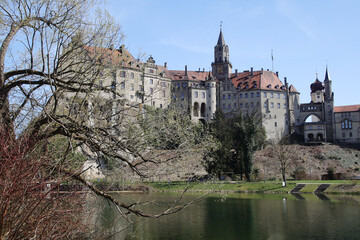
[275,85,279,89]
[254,84,257,88]
[267,84,271,88]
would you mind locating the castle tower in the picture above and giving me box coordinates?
[323,66,334,141]
[206,72,217,120]
[211,27,232,80]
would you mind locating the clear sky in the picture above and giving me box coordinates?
[103,0,360,106]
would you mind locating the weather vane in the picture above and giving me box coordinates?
[220,21,223,30]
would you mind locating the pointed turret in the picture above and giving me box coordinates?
[217,28,225,46]
[324,66,331,82]
[324,66,332,101]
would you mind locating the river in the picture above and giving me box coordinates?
[86,192,360,240]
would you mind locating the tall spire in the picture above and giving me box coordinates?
[324,65,331,81]
[217,23,225,45]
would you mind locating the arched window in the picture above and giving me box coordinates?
[193,102,199,117]
[201,103,206,117]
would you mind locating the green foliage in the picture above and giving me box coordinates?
[204,110,266,181]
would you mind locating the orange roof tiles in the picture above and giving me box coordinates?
[230,70,297,92]
[334,105,360,113]
[169,70,212,82]
[84,46,140,70]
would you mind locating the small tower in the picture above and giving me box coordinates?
[310,74,325,103]
[323,66,334,141]
[211,25,232,80]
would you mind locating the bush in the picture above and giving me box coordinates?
[291,167,308,180]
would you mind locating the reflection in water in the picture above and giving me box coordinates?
[91,193,360,240]
[291,193,306,200]
[315,193,331,201]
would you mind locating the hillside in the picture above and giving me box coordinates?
[254,143,360,181]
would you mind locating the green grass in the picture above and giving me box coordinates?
[145,180,360,194]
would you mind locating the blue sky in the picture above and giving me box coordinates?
[103,0,360,106]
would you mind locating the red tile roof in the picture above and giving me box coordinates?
[334,105,360,113]
[168,70,212,81]
[230,70,298,93]
[84,46,140,70]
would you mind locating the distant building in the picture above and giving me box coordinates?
[334,105,360,143]
[72,28,357,143]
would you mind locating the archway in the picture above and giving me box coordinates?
[193,102,199,117]
[200,103,206,118]
[308,133,314,141]
[317,133,323,141]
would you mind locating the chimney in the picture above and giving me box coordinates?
[267,69,269,71]
[235,69,238,74]
[203,68,205,72]
[251,67,253,76]
[164,62,167,68]
[284,77,288,86]
[198,67,201,72]
[276,71,279,77]
[185,65,187,76]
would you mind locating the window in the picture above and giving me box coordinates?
[275,122,277,127]
[195,91,198,98]
[202,92,205,98]
[228,104,231,109]
[277,103,280,109]
[228,94,231,99]
[149,69,154,73]
[130,95,134,99]
[227,85,230,91]
[120,82,125,89]
[271,102,274,108]
[341,119,352,129]
[263,92,267,98]
[251,92,254,98]
[150,88,153,94]
[251,102,254,108]
[284,103,287,109]
[150,79,153,84]
[223,85,226,91]
[245,103,249,108]
[277,93,280,99]
[234,103,237,108]
[240,103,243,108]
[222,104,226,109]
[257,102,260,107]
[120,71,126,77]
[130,72,134,79]
[130,84,134,91]
[222,95,225,100]
[234,94,237,99]
[342,132,345,138]
[160,104,163,108]
[163,90,166,97]
[264,102,267,108]
[245,93,248,98]
[181,92,184,101]
[240,94,242,99]
[349,132,353,137]
[283,93,286,99]
[270,93,274,98]
[257,92,260,97]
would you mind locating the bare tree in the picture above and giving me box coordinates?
[266,143,299,186]
[0,0,212,238]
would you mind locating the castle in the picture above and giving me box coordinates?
[80,28,359,143]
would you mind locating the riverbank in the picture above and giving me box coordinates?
[144,180,360,195]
